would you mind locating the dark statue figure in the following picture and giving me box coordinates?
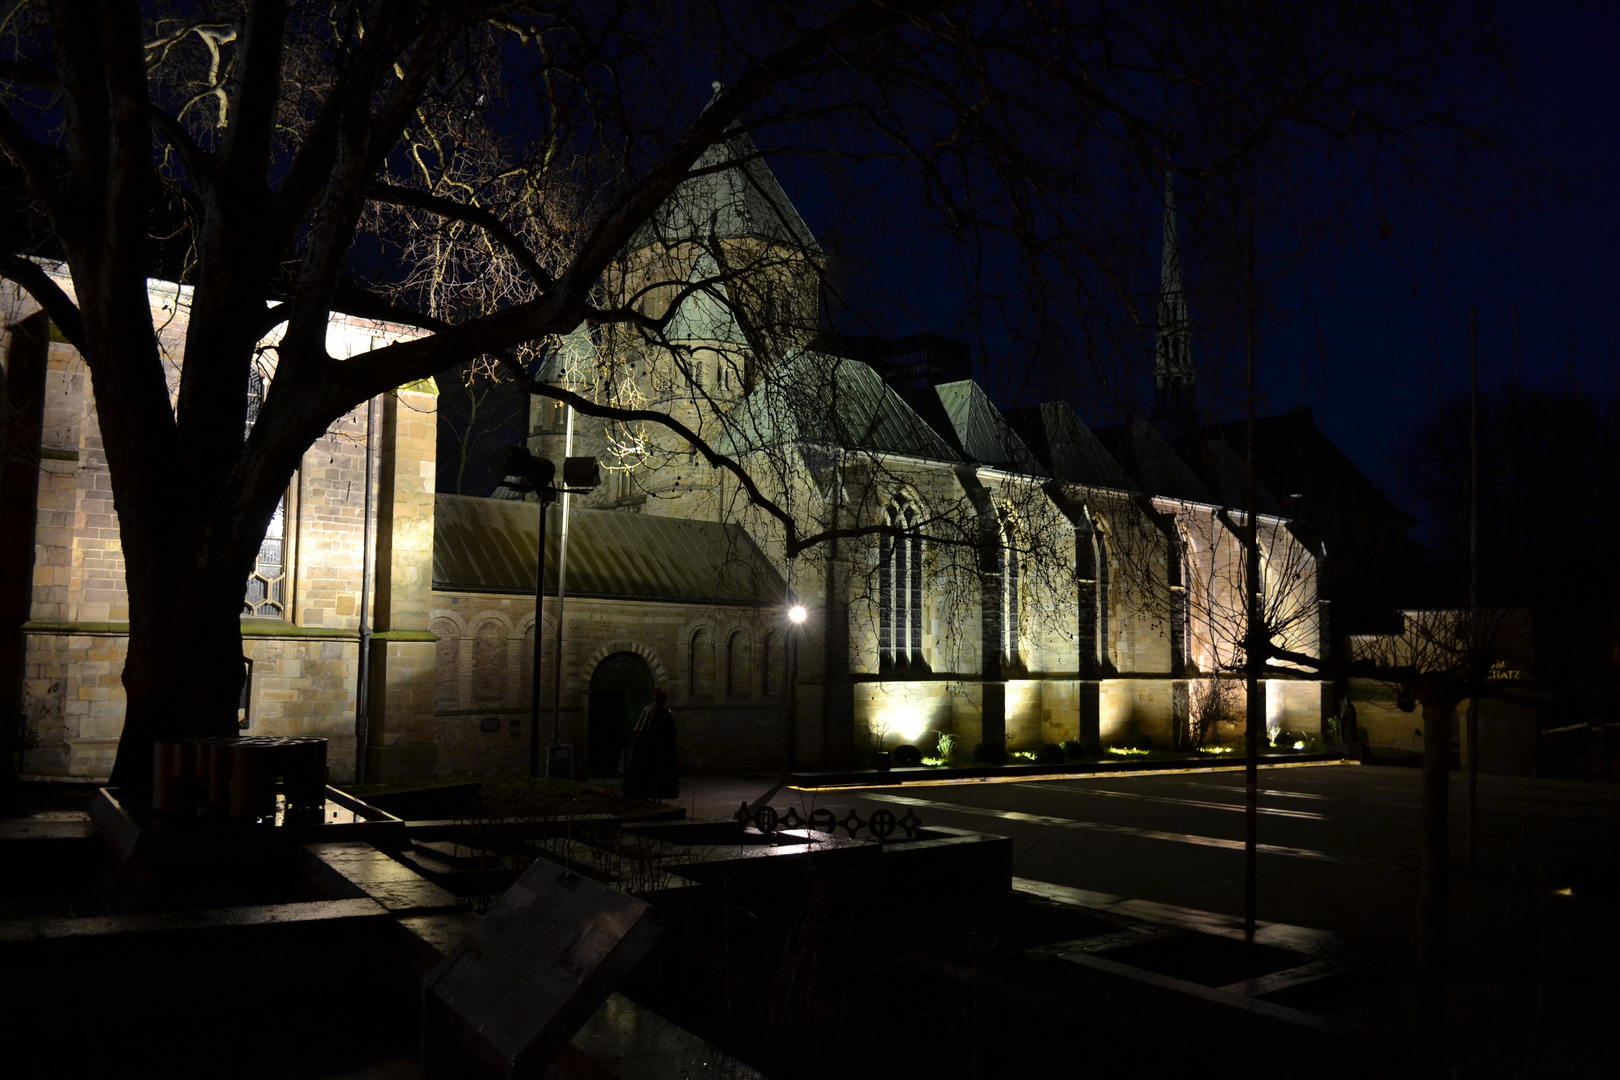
[623,689,678,800]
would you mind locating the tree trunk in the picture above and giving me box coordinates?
[107,536,248,796]
[1415,694,1453,1067]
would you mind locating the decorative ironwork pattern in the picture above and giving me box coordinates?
[736,802,923,841]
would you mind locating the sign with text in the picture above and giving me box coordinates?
[423,856,665,1078]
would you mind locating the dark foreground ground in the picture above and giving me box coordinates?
[789,763,1620,1077]
[2,763,1615,1079]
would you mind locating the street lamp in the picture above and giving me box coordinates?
[783,598,808,774]
[500,446,599,778]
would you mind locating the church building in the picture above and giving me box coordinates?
[3,138,1359,783]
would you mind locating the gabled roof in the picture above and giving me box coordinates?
[928,380,1044,473]
[718,350,960,460]
[532,322,595,383]
[1177,435,1284,516]
[632,131,822,256]
[1202,408,1416,527]
[664,254,747,345]
[1007,402,1130,489]
[433,495,784,604]
[1095,420,1213,504]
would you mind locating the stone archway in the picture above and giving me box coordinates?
[587,651,655,778]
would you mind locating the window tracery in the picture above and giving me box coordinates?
[242,367,287,618]
[879,498,924,668]
[1000,513,1021,664]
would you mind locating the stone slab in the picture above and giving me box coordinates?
[0,817,97,841]
[423,856,666,1078]
[567,993,765,1080]
[305,841,465,914]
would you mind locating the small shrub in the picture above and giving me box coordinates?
[892,743,923,768]
[1272,730,1305,751]
[936,732,956,759]
[972,740,1006,764]
[1116,732,1153,752]
[1037,743,1066,764]
[1060,739,1087,760]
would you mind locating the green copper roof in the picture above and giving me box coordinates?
[718,350,960,460]
[931,380,1043,473]
[1012,402,1130,489]
[632,131,822,256]
[433,495,784,604]
[664,254,747,344]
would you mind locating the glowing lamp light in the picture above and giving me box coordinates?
[788,605,807,625]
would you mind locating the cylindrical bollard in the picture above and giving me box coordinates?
[204,737,236,812]
[282,738,328,811]
[227,739,278,821]
[152,742,188,815]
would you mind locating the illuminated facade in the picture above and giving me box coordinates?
[2,137,1336,783]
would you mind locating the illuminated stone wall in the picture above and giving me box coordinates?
[429,590,791,778]
[11,279,433,782]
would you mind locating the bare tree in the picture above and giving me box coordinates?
[0,0,1498,796]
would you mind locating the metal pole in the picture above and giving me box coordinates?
[1466,306,1480,872]
[785,631,798,776]
[529,493,550,778]
[355,395,376,784]
[551,403,575,745]
[1244,196,1260,943]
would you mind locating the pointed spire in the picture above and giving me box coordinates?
[1154,170,1195,425]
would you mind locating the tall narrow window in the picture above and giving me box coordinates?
[689,628,714,698]
[761,632,775,696]
[242,367,287,618]
[727,631,750,698]
[243,499,287,618]
[1096,528,1111,667]
[880,499,923,668]
[473,620,507,705]
[1001,520,1020,663]
[432,618,460,711]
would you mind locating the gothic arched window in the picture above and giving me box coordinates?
[242,368,287,618]
[1095,523,1112,668]
[243,497,288,618]
[879,499,924,668]
[1000,516,1021,664]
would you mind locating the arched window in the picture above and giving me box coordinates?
[242,369,288,618]
[1095,524,1112,668]
[521,621,539,705]
[727,631,751,698]
[432,618,460,711]
[760,632,776,696]
[880,498,923,668]
[243,496,288,618]
[1001,516,1021,664]
[1167,527,1190,677]
[473,620,507,705]
[688,627,715,698]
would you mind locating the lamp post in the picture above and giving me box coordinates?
[500,446,599,779]
[784,602,807,774]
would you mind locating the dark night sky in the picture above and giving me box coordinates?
[1259,0,1620,500]
[762,2,1619,517]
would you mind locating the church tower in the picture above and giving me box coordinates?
[531,100,824,522]
[1153,172,1195,437]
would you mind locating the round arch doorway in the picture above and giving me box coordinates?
[587,652,655,778]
